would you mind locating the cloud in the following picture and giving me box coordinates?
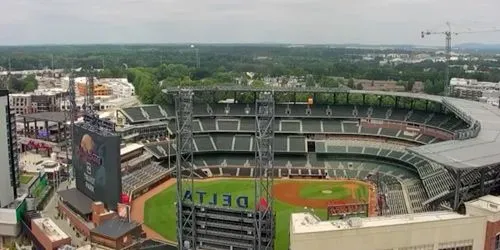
[0,0,499,45]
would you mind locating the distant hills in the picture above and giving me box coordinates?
[454,43,500,51]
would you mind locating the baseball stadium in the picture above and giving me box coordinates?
[115,87,500,250]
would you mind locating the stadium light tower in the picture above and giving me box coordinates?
[254,91,275,250]
[65,74,76,181]
[190,45,200,68]
[174,89,196,249]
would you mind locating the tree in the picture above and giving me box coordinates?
[9,78,25,92]
[355,82,363,90]
[23,74,38,92]
[337,78,345,85]
[347,78,355,88]
[320,77,339,88]
[156,64,189,81]
[24,81,36,92]
[405,78,415,92]
[252,79,265,87]
[423,80,444,95]
[305,74,315,87]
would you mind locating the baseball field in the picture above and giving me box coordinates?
[143,179,374,250]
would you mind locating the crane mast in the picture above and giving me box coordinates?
[84,68,96,115]
[421,22,500,96]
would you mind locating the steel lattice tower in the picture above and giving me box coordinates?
[254,92,275,250]
[66,76,76,180]
[175,89,196,250]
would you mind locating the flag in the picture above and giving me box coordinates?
[256,197,269,211]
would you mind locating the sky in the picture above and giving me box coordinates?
[1,0,500,45]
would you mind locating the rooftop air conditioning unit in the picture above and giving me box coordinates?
[348,217,363,228]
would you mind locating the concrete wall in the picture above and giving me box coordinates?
[290,216,486,250]
[0,223,20,237]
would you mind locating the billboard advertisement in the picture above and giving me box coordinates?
[73,124,121,210]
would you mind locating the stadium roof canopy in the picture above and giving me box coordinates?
[162,86,500,170]
[162,85,440,102]
[409,98,500,170]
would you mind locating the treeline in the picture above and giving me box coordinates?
[5,75,38,93]
[1,45,497,102]
[2,45,500,82]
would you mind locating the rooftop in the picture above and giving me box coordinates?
[121,143,144,156]
[58,188,94,215]
[91,217,141,239]
[20,112,67,123]
[32,217,70,242]
[465,195,500,213]
[409,97,500,169]
[291,211,467,234]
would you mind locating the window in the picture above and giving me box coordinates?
[438,247,472,250]
[438,239,474,250]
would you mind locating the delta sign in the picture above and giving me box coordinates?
[183,190,249,209]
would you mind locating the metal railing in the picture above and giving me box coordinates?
[442,99,481,140]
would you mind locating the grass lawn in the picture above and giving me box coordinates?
[20,174,34,185]
[144,179,363,250]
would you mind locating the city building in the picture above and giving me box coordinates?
[0,90,20,207]
[73,77,135,98]
[31,217,71,250]
[450,78,500,101]
[76,82,112,96]
[9,89,67,115]
[289,194,500,250]
[289,212,484,250]
[0,199,27,244]
[99,78,135,98]
[89,217,142,249]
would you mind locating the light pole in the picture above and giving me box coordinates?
[190,45,200,68]
[167,138,171,170]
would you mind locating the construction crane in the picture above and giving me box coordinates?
[421,22,500,96]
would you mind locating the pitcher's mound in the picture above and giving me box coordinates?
[322,190,333,194]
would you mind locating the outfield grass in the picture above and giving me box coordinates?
[144,179,365,250]
[20,174,34,185]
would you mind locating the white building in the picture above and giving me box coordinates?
[290,212,485,250]
[60,77,135,98]
[450,78,500,101]
[290,194,500,250]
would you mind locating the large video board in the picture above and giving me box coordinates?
[73,124,121,210]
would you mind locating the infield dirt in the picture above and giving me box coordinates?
[272,179,376,216]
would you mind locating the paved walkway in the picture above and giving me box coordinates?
[130,179,176,244]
